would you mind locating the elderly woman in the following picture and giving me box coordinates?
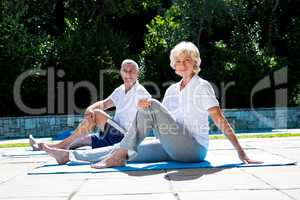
[43,41,261,167]
[88,41,261,168]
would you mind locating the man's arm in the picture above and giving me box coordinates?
[86,98,114,111]
[208,106,262,164]
[84,99,114,121]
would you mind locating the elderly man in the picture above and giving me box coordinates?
[30,59,151,150]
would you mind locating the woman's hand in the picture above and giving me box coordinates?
[208,106,263,165]
[238,149,264,164]
[137,98,152,110]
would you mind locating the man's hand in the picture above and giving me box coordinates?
[84,108,95,122]
[137,98,151,110]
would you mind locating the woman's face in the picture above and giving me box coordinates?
[174,53,194,78]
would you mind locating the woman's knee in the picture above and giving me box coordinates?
[149,99,164,110]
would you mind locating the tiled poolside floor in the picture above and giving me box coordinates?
[0,137,299,200]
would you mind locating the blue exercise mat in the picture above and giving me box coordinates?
[1,146,91,157]
[52,129,73,140]
[28,149,297,175]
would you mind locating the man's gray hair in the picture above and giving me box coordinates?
[121,59,139,71]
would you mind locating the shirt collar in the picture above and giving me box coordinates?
[176,74,198,92]
[122,80,139,94]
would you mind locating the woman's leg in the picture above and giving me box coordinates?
[92,99,207,168]
[129,139,171,162]
[120,99,206,162]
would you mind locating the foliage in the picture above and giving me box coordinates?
[0,0,42,115]
[0,0,169,116]
[0,0,299,116]
[143,0,298,108]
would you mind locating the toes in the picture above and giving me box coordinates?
[31,144,41,151]
[90,163,106,169]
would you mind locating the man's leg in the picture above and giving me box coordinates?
[41,143,70,164]
[70,139,171,164]
[29,109,110,150]
[47,124,124,164]
[69,145,115,163]
[52,109,111,149]
[66,135,93,150]
[67,122,125,150]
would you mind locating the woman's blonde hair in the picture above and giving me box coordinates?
[169,41,201,74]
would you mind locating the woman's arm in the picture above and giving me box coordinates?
[208,106,262,164]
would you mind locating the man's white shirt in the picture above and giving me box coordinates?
[108,81,151,132]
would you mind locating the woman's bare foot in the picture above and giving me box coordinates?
[91,148,128,169]
[41,143,70,164]
[29,135,42,151]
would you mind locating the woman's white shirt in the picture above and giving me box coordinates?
[162,75,219,148]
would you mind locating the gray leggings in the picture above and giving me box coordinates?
[69,99,207,163]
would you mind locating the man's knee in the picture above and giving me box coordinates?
[94,109,109,124]
[79,118,96,132]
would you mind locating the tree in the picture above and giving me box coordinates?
[142,0,297,108]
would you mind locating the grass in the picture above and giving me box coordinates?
[0,143,30,148]
[209,133,300,139]
[0,133,300,148]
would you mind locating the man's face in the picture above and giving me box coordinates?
[120,63,138,86]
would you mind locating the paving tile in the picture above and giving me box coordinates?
[0,197,68,200]
[76,173,171,195]
[0,136,299,199]
[286,141,300,148]
[0,162,42,184]
[0,155,50,164]
[277,137,300,147]
[169,168,271,192]
[208,138,262,150]
[166,168,226,176]
[0,156,7,161]
[0,174,86,198]
[243,140,299,149]
[282,189,300,200]
[208,140,235,150]
[73,193,176,200]
[262,148,300,163]
[178,190,293,200]
[243,166,300,189]
[87,170,166,180]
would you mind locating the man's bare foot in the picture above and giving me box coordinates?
[41,143,70,164]
[91,148,128,169]
[29,135,42,151]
